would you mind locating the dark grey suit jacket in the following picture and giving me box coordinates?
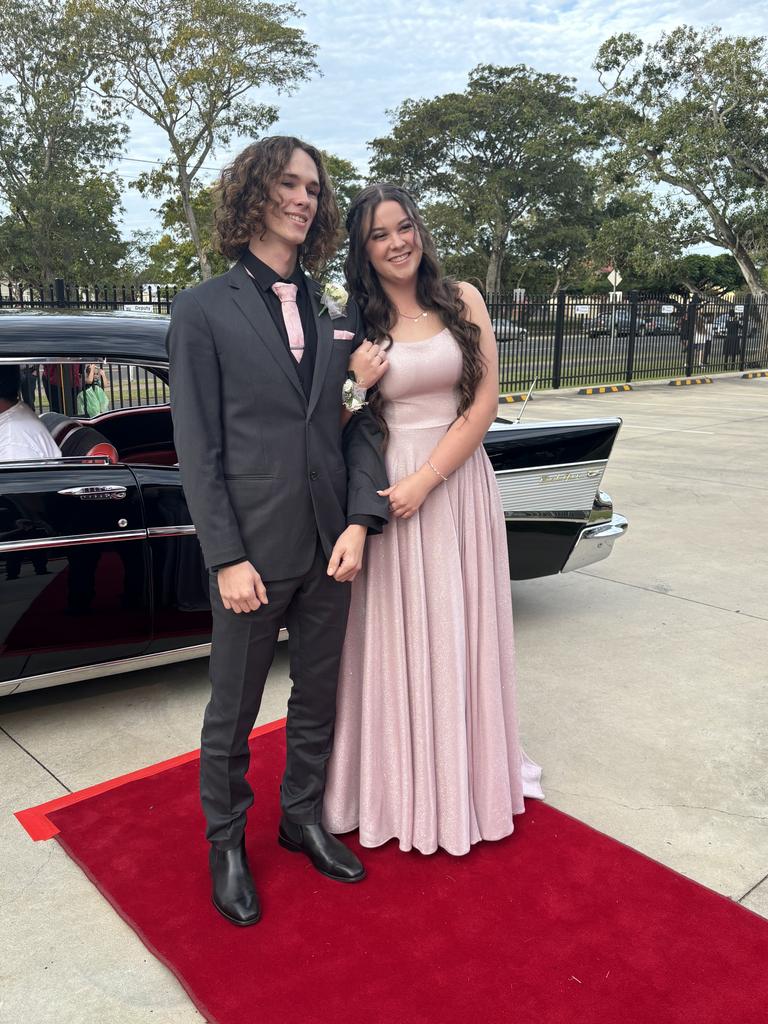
[167,261,388,579]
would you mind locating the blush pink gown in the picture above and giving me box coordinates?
[323,329,543,856]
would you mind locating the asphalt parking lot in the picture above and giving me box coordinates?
[1,374,766,1023]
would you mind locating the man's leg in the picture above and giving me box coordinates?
[277,545,364,883]
[201,571,297,849]
[281,544,351,824]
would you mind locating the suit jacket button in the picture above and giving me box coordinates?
[309,470,319,480]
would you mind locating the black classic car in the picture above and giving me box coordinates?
[0,312,627,697]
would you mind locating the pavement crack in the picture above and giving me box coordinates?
[546,787,768,823]
[0,725,71,793]
[739,871,768,903]
[573,572,768,621]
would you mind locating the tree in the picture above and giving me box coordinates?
[0,0,126,285]
[84,0,318,280]
[319,152,365,285]
[369,64,594,294]
[593,27,768,296]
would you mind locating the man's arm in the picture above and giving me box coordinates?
[167,289,247,570]
[341,301,390,533]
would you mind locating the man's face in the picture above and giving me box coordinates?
[262,147,320,250]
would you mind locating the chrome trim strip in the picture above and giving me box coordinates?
[494,458,608,476]
[489,416,622,431]
[2,628,289,697]
[0,529,146,553]
[505,513,590,524]
[147,525,197,538]
[0,456,112,467]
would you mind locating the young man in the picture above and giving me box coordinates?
[167,137,388,926]
[0,365,62,461]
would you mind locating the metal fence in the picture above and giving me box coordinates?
[0,278,177,313]
[486,290,768,392]
[4,280,768,396]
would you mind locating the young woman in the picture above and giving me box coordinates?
[324,184,543,856]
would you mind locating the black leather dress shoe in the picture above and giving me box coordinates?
[278,818,366,883]
[209,839,261,926]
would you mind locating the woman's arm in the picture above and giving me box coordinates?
[380,282,499,518]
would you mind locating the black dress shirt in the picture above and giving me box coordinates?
[239,249,317,399]
[212,252,379,572]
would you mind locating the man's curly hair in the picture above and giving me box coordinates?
[214,137,340,273]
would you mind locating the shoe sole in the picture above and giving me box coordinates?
[212,897,262,927]
[277,834,366,883]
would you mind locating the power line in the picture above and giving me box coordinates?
[114,155,224,172]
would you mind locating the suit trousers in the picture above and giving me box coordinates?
[200,542,351,849]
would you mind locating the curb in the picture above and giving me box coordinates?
[499,393,533,402]
[669,377,713,386]
[578,384,633,395]
[742,370,768,379]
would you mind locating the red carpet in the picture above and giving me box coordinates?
[17,722,768,1024]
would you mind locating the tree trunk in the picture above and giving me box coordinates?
[178,167,211,281]
[485,223,507,296]
[655,165,768,298]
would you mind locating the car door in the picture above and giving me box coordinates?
[0,459,151,693]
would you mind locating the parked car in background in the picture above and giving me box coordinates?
[491,317,528,341]
[587,309,646,338]
[0,312,627,697]
[645,312,683,337]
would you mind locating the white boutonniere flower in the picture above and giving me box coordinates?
[342,371,367,413]
[319,284,348,320]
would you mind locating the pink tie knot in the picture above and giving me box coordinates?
[271,282,298,303]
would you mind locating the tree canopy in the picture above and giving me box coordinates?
[593,26,768,296]
[0,0,126,285]
[83,0,319,279]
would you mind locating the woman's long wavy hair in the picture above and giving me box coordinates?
[344,184,484,434]
[214,136,340,273]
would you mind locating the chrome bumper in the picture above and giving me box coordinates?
[562,513,629,573]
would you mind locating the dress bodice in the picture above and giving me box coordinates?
[378,328,462,430]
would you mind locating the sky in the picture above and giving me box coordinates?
[114,0,768,239]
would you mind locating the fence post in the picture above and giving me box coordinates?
[54,278,66,308]
[738,293,752,372]
[552,289,566,390]
[625,290,639,383]
[685,294,700,378]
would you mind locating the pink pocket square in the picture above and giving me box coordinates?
[333,330,355,340]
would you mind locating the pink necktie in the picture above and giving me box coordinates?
[271,282,304,363]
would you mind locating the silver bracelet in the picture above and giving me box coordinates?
[426,459,448,482]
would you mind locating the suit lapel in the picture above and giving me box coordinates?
[307,280,333,419]
[227,262,306,404]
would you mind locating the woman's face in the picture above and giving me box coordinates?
[364,200,423,287]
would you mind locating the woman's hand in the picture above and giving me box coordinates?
[348,340,388,389]
[378,467,436,519]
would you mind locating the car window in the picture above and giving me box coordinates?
[24,363,169,419]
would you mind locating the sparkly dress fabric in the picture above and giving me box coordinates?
[323,329,543,856]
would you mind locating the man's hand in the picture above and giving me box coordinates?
[217,560,268,613]
[327,524,367,582]
[348,340,389,388]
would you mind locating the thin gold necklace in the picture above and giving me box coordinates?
[396,306,428,322]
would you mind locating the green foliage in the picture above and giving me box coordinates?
[369,64,595,294]
[82,0,319,279]
[319,152,364,285]
[593,26,768,295]
[0,0,126,285]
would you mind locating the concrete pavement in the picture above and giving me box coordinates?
[1,374,766,1022]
